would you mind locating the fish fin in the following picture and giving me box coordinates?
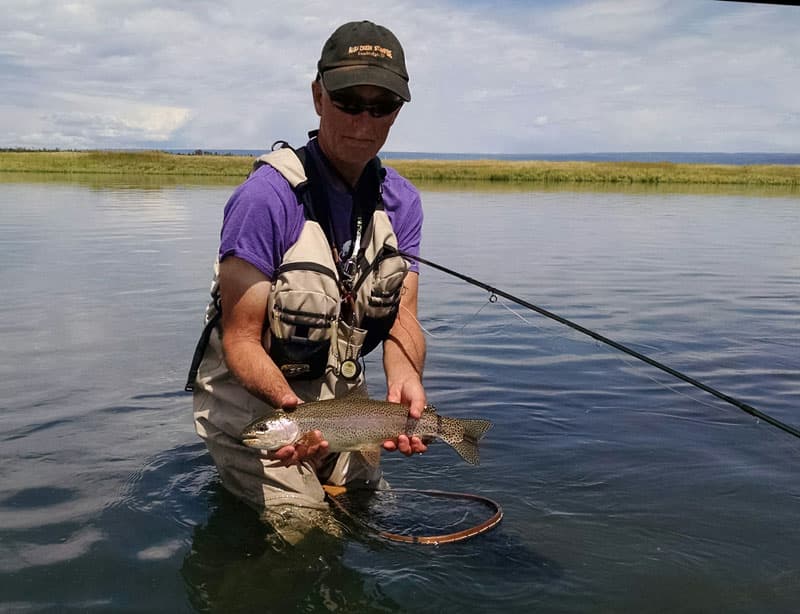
[341,385,370,400]
[293,431,320,448]
[357,448,382,467]
[450,439,481,465]
[441,418,493,465]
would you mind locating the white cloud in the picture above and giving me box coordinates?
[0,0,798,152]
[548,0,675,45]
[3,91,190,148]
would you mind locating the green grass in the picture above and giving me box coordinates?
[390,159,800,186]
[0,150,251,177]
[1,150,799,186]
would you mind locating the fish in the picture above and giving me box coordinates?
[240,397,493,465]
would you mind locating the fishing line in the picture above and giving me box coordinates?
[400,294,496,339]
[498,298,535,326]
[612,348,728,415]
[497,296,710,407]
[400,250,800,440]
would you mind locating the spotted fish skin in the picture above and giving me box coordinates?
[240,398,492,465]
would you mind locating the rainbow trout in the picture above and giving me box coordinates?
[241,397,492,465]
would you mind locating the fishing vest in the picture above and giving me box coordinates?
[185,141,409,392]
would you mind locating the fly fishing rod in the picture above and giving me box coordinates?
[399,251,800,440]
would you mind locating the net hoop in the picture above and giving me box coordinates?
[324,486,503,545]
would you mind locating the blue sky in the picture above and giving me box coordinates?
[1,0,798,153]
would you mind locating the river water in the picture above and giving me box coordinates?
[0,176,798,613]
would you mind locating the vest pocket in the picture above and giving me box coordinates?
[269,335,331,380]
[358,261,407,355]
[357,257,407,318]
[268,285,339,380]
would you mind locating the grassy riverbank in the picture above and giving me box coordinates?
[1,150,799,186]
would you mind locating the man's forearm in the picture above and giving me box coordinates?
[222,335,296,408]
[384,312,426,385]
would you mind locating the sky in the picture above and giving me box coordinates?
[1,0,798,154]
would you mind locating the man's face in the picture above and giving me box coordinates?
[313,80,402,171]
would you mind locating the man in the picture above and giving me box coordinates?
[188,21,427,535]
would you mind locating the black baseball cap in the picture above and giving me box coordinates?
[317,21,411,102]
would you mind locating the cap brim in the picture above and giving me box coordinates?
[322,65,410,102]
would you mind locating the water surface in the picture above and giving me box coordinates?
[1,177,798,612]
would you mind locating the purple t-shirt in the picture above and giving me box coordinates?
[219,139,422,278]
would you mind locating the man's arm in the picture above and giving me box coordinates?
[219,256,297,407]
[218,256,327,464]
[382,272,428,455]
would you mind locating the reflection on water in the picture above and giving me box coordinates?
[0,171,243,189]
[0,177,798,612]
[180,485,404,613]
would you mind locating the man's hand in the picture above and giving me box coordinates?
[382,433,427,456]
[268,429,330,467]
[382,377,428,456]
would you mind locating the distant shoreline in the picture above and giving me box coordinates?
[5,147,799,166]
[1,150,799,186]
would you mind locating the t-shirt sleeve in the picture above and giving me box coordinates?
[382,168,423,274]
[218,167,302,280]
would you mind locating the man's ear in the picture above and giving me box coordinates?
[311,80,323,117]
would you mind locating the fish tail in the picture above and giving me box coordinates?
[440,418,493,465]
[461,418,493,442]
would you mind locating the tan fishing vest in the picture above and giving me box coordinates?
[193,147,409,399]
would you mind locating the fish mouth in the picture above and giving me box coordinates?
[241,437,262,448]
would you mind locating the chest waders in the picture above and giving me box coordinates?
[185,141,409,400]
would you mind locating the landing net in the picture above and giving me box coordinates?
[323,486,503,545]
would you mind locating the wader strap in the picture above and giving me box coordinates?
[250,142,309,188]
[185,309,221,392]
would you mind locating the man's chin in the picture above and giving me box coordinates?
[343,138,376,151]
[337,149,378,169]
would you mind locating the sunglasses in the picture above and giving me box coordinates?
[328,91,404,118]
